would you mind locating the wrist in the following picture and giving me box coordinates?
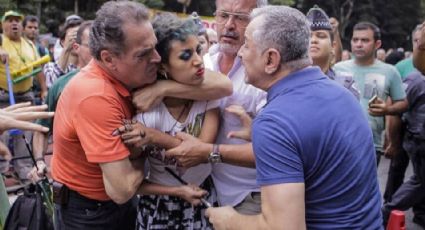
[173,186,184,198]
[147,128,158,145]
[158,80,172,98]
[204,143,214,163]
[34,156,45,162]
[386,106,394,115]
[208,144,222,164]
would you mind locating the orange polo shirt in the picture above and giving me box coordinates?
[52,60,134,201]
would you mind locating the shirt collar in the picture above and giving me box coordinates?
[86,60,131,98]
[326,68,336,80]
[267,66,325,103]
[211,52,242,79]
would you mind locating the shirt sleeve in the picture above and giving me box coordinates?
[253,116,304,186]
[73,95,130,163]
[205,99,221,111]
[35,85,56,130]
[389,68,406,101]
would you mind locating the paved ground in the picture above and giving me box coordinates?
[378,157,424,229]
[5,155,425,229]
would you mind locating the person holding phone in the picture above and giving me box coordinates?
[334,22,408,165]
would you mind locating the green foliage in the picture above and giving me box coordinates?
[2,0,422,50]
[300,0,422,50]
[269,0,295,6]
[136,0,164,9]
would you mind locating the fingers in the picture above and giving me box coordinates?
[164,147,179,159]
[119,122,145,140]
[187,185,208,206]
[112,120,138,136]
[27,164,46,184]
[3,118,50,133]
[174,131,193,141]
[0,53,8,64]
[3,102,32,112]
[225,105,245,115]
[188,184,208,196]
[374,97,384,104]
[226,131,250,141]
[123,137,147,146]
[368,109,383,116]
[27,167,39,183]
[368,99,385,110]
[205,207,213,218]
[12,111,54,121]
[36,161,47,175]
[11,104,48,113]
[226,105,252,125]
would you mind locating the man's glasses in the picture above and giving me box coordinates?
[214,10,250,27]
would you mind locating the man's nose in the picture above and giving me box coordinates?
[224,16,236,30]
[151,49,161,63]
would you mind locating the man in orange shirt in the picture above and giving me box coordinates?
[51,2,162,229]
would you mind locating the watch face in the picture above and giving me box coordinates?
[209,152,221,163]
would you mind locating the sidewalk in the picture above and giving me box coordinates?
[377,157,424,230]
[4,151,425,229]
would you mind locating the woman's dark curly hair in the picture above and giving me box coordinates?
[152,12,199,65]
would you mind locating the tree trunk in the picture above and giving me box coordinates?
[74,0,79,15]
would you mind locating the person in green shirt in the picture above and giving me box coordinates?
[334,22,408,166]
[27,21,93,183]
[395,25,423,79]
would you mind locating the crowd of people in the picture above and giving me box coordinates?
[0,0,425,229]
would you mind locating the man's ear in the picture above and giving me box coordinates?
[72,42,80,53]
[264,48,281,74]
[100,50,116,71]
[331,40,337,56]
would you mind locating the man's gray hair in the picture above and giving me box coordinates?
[251,5,311,68]
[90,1,149,60]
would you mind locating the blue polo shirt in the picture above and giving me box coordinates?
[253,67,382,229]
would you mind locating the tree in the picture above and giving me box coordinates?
[300,0,422,50]
[137,0,165,9]
[269,0,295,6]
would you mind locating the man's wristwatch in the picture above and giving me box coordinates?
[208,144,222,163]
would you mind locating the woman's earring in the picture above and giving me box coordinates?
[161,71,168,80]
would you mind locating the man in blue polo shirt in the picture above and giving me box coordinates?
[206,5,382,229]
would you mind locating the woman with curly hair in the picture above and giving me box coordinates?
[119,13,220,229]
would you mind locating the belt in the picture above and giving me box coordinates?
[68,189,114,208]
[52,181,113,208]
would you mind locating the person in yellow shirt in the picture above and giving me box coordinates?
[0,10,47,183]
